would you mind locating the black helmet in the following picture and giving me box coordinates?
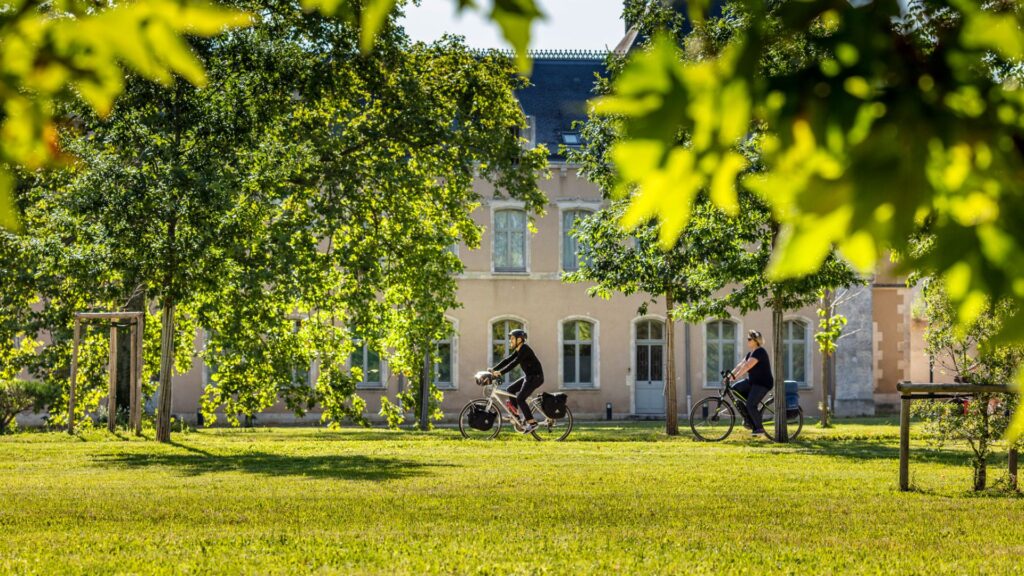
[509,329,528,340]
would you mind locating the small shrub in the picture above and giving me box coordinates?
[0,379,59,434]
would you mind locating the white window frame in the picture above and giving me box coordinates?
[490,201,529,274]
[557,316,600,390]
[703,318,743,389]
[351,337,387,390]
[434,317,459,390]
[487,315,528,386]
[783,316,813,390]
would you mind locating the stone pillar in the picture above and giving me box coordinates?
[835,286,876,416]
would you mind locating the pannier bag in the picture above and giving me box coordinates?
[784,380,801,419]
[468,405,497,431]
[540,392,568,419]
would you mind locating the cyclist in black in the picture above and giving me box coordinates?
[725,329,773,436]
[490,329,544,434]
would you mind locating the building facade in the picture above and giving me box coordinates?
[157,53,892,425]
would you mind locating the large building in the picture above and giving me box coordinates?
[161,52,906,425]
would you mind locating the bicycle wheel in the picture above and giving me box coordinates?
[689,397,735,441]
[528,398,573,441]
[459,399,502,440]
[760,402,803,441]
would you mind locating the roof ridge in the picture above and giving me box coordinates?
[474,48,610,60]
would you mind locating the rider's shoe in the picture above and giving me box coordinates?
[752,428,767,436]
[521,421,538,434]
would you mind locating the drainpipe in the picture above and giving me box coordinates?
[684,323,692,414]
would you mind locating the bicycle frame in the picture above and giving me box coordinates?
[478,384,548,428]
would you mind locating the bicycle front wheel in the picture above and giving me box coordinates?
[760,403,804,441]
[689,397,735,441]
[528,398,573,441]
[459,399,502,440]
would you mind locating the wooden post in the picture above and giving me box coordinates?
[129,321,139,435]
[107,323,118,433]
[899,394,911,491]
[68,317,80,434]
[135,315,143,435]
[419,348,430,431]
[1010,448,1018,492]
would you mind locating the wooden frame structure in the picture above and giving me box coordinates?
[898,382,1018,491]
[68,312,144,435]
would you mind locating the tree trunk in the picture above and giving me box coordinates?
[829,349,837,420]
[974,455,987,491]
[820,350,831,428]
[155,298,176,443]
[820,289,832,428]
[772,296,788,442]
[665,295,678,436]
[419,347,431,431]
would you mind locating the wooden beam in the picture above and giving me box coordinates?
[899,395,911,491]
[68,317,80,434]
[75,312,144,320]
[897,382,1010,395]
[129,323,138,434]
[107,323,118,433]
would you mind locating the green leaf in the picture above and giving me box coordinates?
[361,0,398,53]
[0,169,19,233]
[491,0,544,73]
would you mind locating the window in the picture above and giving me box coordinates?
[292,320,312,387]
[562,209,592,272]
[351,336,383,389]
[705,320,739,388]
[434,323,455,390]
[562,320,595,388]
[635,319,665,384]
[491,319,524,385]
[494,209,527,272]
[561,132,581,146]
[783,319,809,388]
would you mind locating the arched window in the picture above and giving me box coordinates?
[783,319,809,388]
[705,320,739,388]
[491,318,525,384]
[562,319,595,388]
[494,209,527,272]
[562,209,592,272]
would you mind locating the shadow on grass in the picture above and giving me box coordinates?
[788,437,981,468]
[92,441,450,481]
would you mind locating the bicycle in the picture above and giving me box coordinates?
[458,372,573,441]
[689,371,803,442]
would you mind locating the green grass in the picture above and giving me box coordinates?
[2,419,1022,575]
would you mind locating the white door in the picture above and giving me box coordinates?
[635,320,665,415]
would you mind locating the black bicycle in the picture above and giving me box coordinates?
[689,371,803,442]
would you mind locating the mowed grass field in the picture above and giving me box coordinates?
[2,419,1022,575]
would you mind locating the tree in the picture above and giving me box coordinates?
[8,0,545,439]
[0,0,251,232]
[571,0,858,441]
[814,287,865,427]
[586,0,1024,433]
[912,278,1023,491]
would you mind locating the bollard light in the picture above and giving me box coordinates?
[606,402,613,421]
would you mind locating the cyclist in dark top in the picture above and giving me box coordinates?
[490,328,544,434]
[725,329,773,436]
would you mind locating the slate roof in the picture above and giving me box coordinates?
[513,51,608,162]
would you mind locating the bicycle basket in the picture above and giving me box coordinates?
[474,371,495,387]
[540,392,568,419]
[468,405,497,431]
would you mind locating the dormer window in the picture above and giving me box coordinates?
[561,132,582,146]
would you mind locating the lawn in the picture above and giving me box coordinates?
[1,419,1022,575]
